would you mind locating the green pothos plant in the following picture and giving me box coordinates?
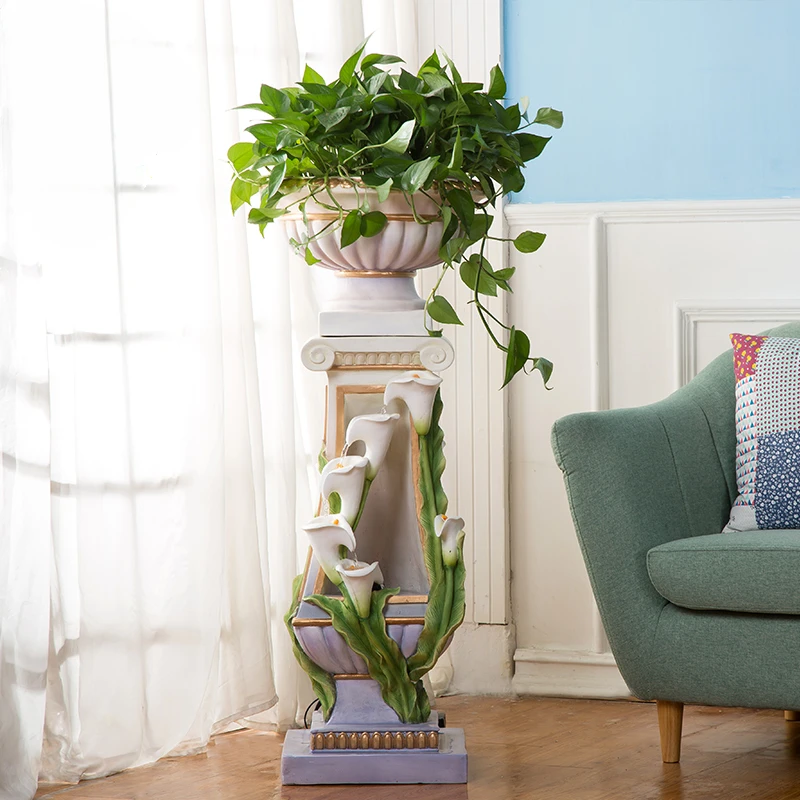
[285,388,463,724]
[228,41,562,386]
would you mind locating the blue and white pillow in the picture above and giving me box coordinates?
[724,333,800,532]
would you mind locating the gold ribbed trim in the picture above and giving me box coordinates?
[332,673,372,680]
[293,616,426,627]
[310,729,439,751]
[282,212,439,222]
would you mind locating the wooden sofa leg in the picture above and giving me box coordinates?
[785,710,800,721]
[657,700,684,763]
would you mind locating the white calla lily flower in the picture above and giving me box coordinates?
[383,371,443,435]
[336,559,384,618]
[320,456,368,525]
[303,514,357,585]
[345,413,400,480]
[434,514,465,567]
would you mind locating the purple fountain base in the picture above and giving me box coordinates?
[281,728,467,785]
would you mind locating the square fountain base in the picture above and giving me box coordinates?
[281,728,468,785]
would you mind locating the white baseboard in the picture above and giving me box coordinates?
[443,623,516,696]
[512,648,633,700]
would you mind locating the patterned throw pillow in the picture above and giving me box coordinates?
[725,333,800,532]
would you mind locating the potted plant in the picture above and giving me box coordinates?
[228,42,561,386]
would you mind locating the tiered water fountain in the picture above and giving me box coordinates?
[281,187,468,785]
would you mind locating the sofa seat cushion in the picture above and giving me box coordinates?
[647,530,800,615]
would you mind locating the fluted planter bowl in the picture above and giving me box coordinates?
[281,186,445,273]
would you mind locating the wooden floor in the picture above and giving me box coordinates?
[35,696,800,800]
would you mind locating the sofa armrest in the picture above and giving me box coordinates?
[551,395,733,699]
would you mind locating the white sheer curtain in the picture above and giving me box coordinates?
[0,1,420,798]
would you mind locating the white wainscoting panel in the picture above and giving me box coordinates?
[506,199,800,698]
[416,0,509,638]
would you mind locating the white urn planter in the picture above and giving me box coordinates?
[281,187,446,335]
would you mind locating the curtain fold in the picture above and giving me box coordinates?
[0,2,422,797]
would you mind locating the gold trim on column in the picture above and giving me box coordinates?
[335,384,386,456]
[330,363,421,371]
[282,212,439,223]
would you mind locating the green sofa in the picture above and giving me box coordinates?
[551,321,800,762]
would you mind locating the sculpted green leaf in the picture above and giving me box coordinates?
[285,574,336,720]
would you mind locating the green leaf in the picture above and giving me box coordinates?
[382,119,415,153]
[228,142,256,172]
[339,39,369,85]
[422,71,451,96]
[366,71,389,95]
[341,210,362,248]
[362,53,405,69]
[472,124,489,148]
[515,133,551,161]
[487,65,507,99]
[317,442,328,473]
[426,295,463,325]
[501,167,525,194]
[534,107,564,129]
[502,326,531,388]
[247,206,286,233]
[494,266,516,281]
[499,103,521,132]
[259,84,291,115]
[375,177,393,203]
[328,491,342,514]
[246,123,280,147]
[302,63,326,84]
[400,156,439,193]
[460,254,497,296]
[448,130,463,170]
[318,107,349,130]
[266,156,287,198]
[398,69,424,91]
[231,176,258,213]
[360,211,387,237]
[533,356,554,386]
[514,230,546,253]
[305,246,321,266]
[442,53,463,85]
[446,187,475,229]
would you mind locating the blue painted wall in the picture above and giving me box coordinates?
[504,0,800,203]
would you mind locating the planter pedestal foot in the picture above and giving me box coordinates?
[281,728,467,785]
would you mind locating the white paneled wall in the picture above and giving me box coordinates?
[413,0,514,692]
[506,199,800,697]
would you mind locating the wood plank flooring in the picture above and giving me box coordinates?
[34,696,800,800]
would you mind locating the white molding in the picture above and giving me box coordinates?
[512,649,632,700]
[674,301,800,388]
[415,0,508,626]
[505,198,800,226]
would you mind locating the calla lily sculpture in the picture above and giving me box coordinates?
[320,455,368,525]
[384,371,443,435]
[336,559,384,618]
[302,514,357,585]
[345,413,400,481]
[434,514,466,567]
